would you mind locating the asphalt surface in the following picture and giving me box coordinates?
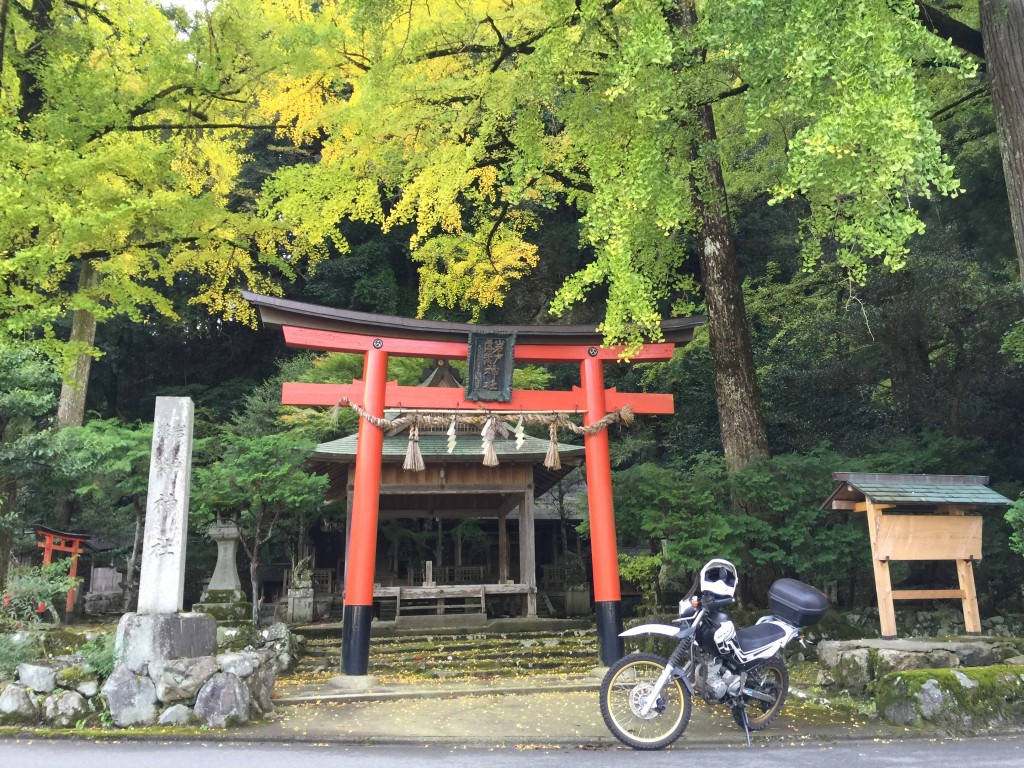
[3,736,1024,768]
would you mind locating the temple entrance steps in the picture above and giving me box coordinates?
[291,626,600,683]
[316,589,570,623]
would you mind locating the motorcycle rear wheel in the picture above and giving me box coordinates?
[600,652,692,750]
[731,656,789,731]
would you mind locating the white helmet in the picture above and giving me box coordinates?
[699,559,738,599]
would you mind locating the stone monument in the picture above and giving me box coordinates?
[193,517,252,626]
[285,555,314,623]
[114,397,216,672]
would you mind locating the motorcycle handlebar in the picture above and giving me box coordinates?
[701,593,734,611]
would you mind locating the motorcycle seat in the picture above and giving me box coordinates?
[734,623,786,653]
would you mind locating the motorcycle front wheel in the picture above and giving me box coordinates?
[599,652,692,750]
[731,655,789,731]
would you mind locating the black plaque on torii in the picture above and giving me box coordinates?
[465,332,516,402]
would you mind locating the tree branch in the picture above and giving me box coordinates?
[0,0,9,80]
[124,122,278,132]
[930,85,988,120]
[64,0,116,32]
[916,1,985,59]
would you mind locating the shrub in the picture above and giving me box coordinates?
[80,633,116,679]
[1,560,79,628]
[0,632,40,680]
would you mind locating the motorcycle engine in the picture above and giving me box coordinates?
[695,657,745,702]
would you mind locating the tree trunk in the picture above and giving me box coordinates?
[250,554,261,629]
[676,0,771,472]
[0,480,15,592]
[16,0,54,124]
[979,0,1024,294]
[122,497,144,613]
[57,260,100,429]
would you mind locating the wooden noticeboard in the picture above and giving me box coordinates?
[862,502,982,639]
[874,515,982,561]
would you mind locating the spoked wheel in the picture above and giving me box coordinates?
[600,652,692,750]
[731,656,789,731]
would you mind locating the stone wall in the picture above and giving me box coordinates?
[876,666,1024,730]
[831,608,1024,639]
[0,622,303,729]
[817,637,1024,694]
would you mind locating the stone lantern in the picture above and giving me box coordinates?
[193,516,252,626]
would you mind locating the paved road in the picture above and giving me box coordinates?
[1,736,1022,768]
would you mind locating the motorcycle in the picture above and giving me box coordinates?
[599,559,828,750]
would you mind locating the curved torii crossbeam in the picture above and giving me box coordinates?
[244,292,702,675]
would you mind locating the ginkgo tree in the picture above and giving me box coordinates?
[0,0,319,430]
[254,0,975,467]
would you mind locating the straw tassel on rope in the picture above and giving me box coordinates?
[544,421,561,471]
[333,397,636,470]
[403,423,425,472]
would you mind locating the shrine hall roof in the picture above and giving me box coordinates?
[821,472,1012,510]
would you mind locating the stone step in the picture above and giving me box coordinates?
[302,633,597,655]
[292,628,600,681]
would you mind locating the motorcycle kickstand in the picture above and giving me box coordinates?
[739,708,752,747]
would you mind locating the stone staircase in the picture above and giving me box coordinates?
[291,627,600,684]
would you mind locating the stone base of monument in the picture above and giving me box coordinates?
[193,589,253,627]
[116,612,217,675]
[286,587,314,623]
[328,673,377,691]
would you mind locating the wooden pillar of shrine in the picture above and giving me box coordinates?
[498,512,509,584]
[518,491,537,617]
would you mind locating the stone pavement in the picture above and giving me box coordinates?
[232,673,914,748]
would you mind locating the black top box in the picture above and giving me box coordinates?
[768,578,829,627]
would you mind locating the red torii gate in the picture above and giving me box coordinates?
[245,292,700,676]
[35,525,90,617]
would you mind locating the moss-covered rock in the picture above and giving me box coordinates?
[41,630,86,657]
[876,666,1024,730]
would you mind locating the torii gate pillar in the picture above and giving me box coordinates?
[581,355,624,663]
[341,347,388,676]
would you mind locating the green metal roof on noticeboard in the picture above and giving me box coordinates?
[821,472,1012,510]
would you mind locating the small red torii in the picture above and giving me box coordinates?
[35,525,90,617]
[244,292,701,677]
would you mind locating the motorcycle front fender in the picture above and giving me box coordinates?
[619,623,683,639]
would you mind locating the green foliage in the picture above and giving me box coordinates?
[0,633,40,681]
[1003,321,1024,363]
[613,456,734,575]
[255,0,977,351]
[194,432,328,530]
[0,560,78,628]
[0,1,320,372]
[706,0,974,277]
[194,431,328,546]
[1007,494,1024,560]
[725,452,869,592]
[65,419,152,533]
[80,633,116,680]
[618,552,663,616]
